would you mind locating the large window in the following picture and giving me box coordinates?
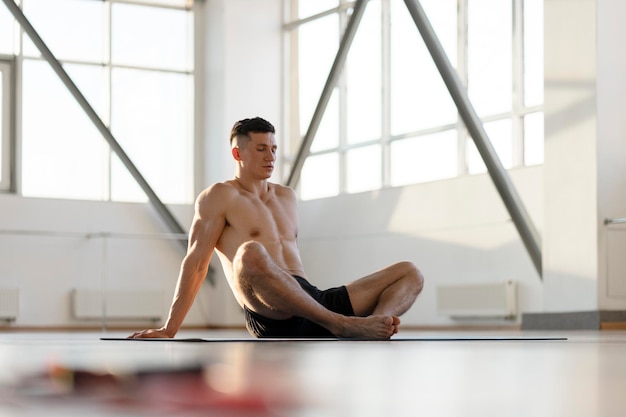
[1,0,194,203]
[285,0,544,200]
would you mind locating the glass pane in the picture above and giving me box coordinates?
[390,0,457,135]
[112,3,192,71]
[390,130,457,187]
[524,111,544,165]
[346,145,381,193]
[23,0,105,62]
[524,0,544,107]
[468,0,512,117]
[310,89,339,152]
[21,60,109,200]
[466,118,513,174]
[111,68,193,204]
[300,153,339,200]
[298,14,338,137]
[0,6,14,55]
[298,0,339,19]
[346,0,381,144]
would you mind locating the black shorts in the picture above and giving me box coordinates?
[244,275,355,338]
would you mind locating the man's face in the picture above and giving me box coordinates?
[235,132,277,179]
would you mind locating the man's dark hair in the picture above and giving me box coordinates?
[230,117,275,145]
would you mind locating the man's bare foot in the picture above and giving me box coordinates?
[331,315,401,339]
[391,316,400,335]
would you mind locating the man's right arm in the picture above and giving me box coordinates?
[129,184,230,338]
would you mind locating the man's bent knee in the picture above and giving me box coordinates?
[400,261,424,294]
[236,240,266,259]
[413,265,425,294]
[234,241,270,275]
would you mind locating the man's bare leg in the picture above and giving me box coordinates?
[233,241,398,339]
[346,261,424,333]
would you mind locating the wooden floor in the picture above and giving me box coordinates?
[1,329,625,416]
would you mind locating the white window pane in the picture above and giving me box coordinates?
[310,89,340,152]
[346,145,381,193]
[298,14,338,137]
[300,153,339,200]
[112,3,192,71]
[390,0,457,135]
[298,0,339,19]
[524,112,544,165]
[111,68,193,204]
[0,6,15,55]
[390,130,457,187]
[468,0,512,117]
[524,0,544,107]
[21,60,108,200]
[346,0,381,144]
[467,118,513,174]
[23,0,105,62]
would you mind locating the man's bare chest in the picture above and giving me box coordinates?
[226,195,297,241]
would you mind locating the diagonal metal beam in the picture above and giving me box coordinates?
[403,0,542,277]
[287,0,369,187]
[2,0,188,250]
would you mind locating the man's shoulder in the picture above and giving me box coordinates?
[270,182,296,198]
[196,181,238,206]
[199,181,229,195]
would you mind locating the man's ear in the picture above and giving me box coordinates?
[232,147,241,161]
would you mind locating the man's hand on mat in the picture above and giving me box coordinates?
[128,327,174,339]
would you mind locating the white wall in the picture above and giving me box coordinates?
[542,0,626,313]
[596,0,626,308]
[543,0,599,312]
[198,0,283,188]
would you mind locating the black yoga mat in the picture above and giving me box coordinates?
[101,336,567,342]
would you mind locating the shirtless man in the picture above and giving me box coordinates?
[130,117,423,339]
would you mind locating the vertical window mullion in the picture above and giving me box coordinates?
[381,0,391,188]
[458,0,469,176]
[338,5,348,195]
[0,60,13,191]
[512,0,524,167]
[286,0,300,173]
[14,4,24,195]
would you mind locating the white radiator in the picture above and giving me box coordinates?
[0,289,19,321]
[436,281,517,319]
[72,289,163,321]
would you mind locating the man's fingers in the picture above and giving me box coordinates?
[128,329,155,339]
